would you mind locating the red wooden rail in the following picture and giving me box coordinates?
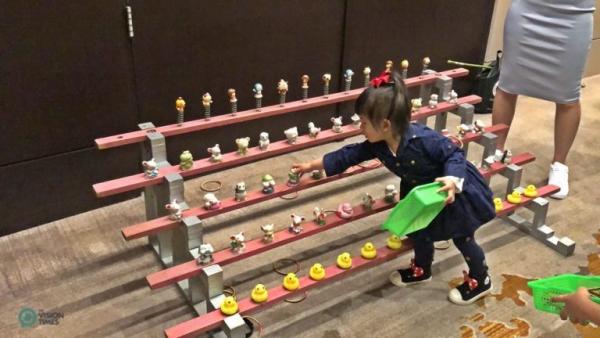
[163,184,559,338]
[146,150,534,290]
[93,95,481,198]
[95,68,469,150]
[122,122,504,241]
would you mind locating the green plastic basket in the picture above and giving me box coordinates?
[381,182,447,237]
[527,274,600,314]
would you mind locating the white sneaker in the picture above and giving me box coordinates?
[548,162,569,199]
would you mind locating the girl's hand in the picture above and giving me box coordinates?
[435,177,457,204]
[552,287,595,325]
[291,162,312,174]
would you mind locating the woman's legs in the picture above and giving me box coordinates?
[491,88,519,150]
[548,101,580,199]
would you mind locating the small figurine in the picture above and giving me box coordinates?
[309,263,326,281]
[384,184,398,203]
[361,193,375,210]
[228,88,237,115]
[473,120,486,133]
[385,60,393,73]
[284,126,298,144]
[422,57,431,72]
[234,182,246,202]
[258,132,270,150]
[202,92,213,119]
[428,93,439,109]
[411,98,422,112]
[350,113,361,127]
[289,214,305,234]
[313,207,327,226]
[311,169,324,180]
[456,123,473,137]
[301,74,309,101]
[287,169,302,186]
[344,69,354,92]
[331,116,343,133]
[203,193,221,210]
[493,198,503,212]
[361,242,377,259]
[142,158,159,178]
[165,199,182,221]
[507,191,522,204]
[401,59,409,79]
[494,149,512,164]
[277,79,288,106]
[197,243,214,265]
[261,224,275,243]
[524,185,538,198]
[336,203,354,219]
[251,284,269,303]
[283,272,300,291]
[229,231,246,253]
[236,137,250,155]
[336,252,353,269]
[308,122,321,138]
[449,90,458,104]
[322,73,331,97]
[176,96,186,125]
[253,83,263,110]
[220,296,239,315]
[179,150,193,170]
[387,234,403,250]
[207,144,222,162]
[261,174,276,194]
[363,66,371,87]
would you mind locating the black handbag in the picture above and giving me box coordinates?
[473,50,502,114]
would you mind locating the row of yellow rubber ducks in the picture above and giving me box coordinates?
[494,184,538,212]
[220,235,405,315]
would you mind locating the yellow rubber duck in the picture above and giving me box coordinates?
[283,272,300,291]
[507,191,522,204]
[360,242,377,259]
[386,235,403,250]
[220,296,238,315]
[524,185,538,198]
[251,284,268,303]
[309,263,326,281]
[336,252,353,269]
[494,198,503,212]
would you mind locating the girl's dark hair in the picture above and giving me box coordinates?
[355,71,410,139]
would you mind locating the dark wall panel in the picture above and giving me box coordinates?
[0,1,138,165]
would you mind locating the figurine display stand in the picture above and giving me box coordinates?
[93,64,576,338]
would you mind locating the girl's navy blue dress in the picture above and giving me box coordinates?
[323,123,495,242]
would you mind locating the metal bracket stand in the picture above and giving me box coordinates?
[449,103,475,155]
[432,76,453,133]
[417,69,437,125]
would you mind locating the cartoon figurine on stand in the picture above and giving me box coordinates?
[401,59,409,79]
[229,232,246,253]
[385,184,398,203]
[277,79,288,106]
[322,73,331,97]
[344,69,354,92]
[361,193,375,210]
[228,88,237,115]
[179,150,193,170]
[202,92,213,119]
[337,252,353,269]
[253,83,263,110]
[289,214,305,234]
[331,116,343,133]
[385,60,393,73]
[363,67,371,87]
[207,144,222,162]
[301,74,309,101]
[176,96,186,125]
[236,137,250,155]
[284,127,298,144]
[308,122,321,138]
[142,158,159,178]
[261,224,275,243]
[422,57,431,72]
[203,193,221,210]
[259,132,270,150]
[197,243,214,265]
[165,199,182,221]
[449,90,458,104]
[429,93,439,108]
[411,98,422,112]
[313,207,327,226]
[351,113,361,127]
[457,124,473,138]
[261,174,276,194]
[234,182,246,202]
[337,203,354,219]
[473,120,486,133]
[287,169,302,186]
[311,169,324,180]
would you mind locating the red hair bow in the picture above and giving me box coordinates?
[370,71,391,88]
